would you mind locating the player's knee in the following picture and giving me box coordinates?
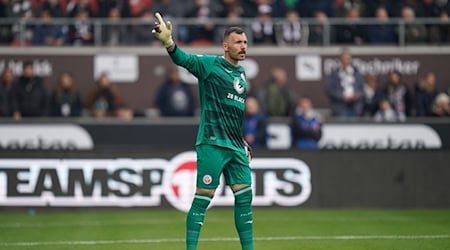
[196,187,216,197]
[191,193,213,210]
[234,185,253,207]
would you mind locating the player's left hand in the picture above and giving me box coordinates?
[152,12,174,48]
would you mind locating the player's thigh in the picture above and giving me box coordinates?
[196,144,227,189]
[223,149,251,186]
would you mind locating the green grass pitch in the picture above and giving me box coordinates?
[0,208,449,250]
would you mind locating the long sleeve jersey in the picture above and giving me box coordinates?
[169,46,248,151]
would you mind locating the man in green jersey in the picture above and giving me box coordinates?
[152,12,255,250]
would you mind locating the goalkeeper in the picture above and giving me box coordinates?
[152,12,255,250]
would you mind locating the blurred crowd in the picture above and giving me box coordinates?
[242,49,450,149]
[326,48,450,121]
[0,61,134,120]
[1,0,450,46]
[1,0,450,150]
[2,52,449,150]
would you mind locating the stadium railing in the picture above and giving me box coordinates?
[0,17,449,47]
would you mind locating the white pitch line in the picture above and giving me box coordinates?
[0,235,449,247]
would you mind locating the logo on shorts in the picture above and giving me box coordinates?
[203,175,212,185]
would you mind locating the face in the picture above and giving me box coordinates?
[2,68,14,83]
[271,67,287,84]
[223,32,247,65]
[299,98,312,112]
[425,73,435,85]
[245,97,259,115]
[61,73,73,89]
[376,7,388,21]
[379,100,391,111]
[23,65,34,77]
[340,51,352,68]
[98,75,111,88]
[389,71,400,85]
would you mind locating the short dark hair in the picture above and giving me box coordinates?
[223,26,245,41]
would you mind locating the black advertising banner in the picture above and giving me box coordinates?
[0,153,312,210]
[1,150,449,209]
[0,121,447,151]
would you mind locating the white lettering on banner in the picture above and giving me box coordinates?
[0,153,312,212]
[319,124,442,149]
[323,58,420,75]
[0,124,94,150]
[0,59,53,77]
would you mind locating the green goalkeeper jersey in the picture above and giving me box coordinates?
[169,46,247,151]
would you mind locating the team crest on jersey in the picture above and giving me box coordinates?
[233,77,244,94]
[203,175,212,185]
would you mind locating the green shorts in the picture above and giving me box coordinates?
[196,144,251,189]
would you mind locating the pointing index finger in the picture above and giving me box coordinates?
[155,12,165,27]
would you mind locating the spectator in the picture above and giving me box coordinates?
[251,4,277,45]
[362,0,400,17]
[325,48,364,117]
[0,1,13,44]
[7,0,35,46]
[291,96,322,149]
[243,96,267,148]
[11,61,48,120]
[183,0,219,46]
[334,0,364,18]
[374,98,406,122]
[296,0,336,18]
[414,0,441,18]
[258,66,295,117]
[102,7,129,46]
[428,10,450,44]
[132,9,158,45]
[308,10,335,46]
[150,0,188,19]
[217,0,245,18]
[415,71,439,117]
[128,0,152,17]
[276,9,308,46]
[97,0,131,18]
[32,9,66,46]
[237,0,259,17]
[335,7,366,45]
[382,70,413,117]
[213,4,243,45]
[5,0,34,19]
[85,73,133,119]
[40,0,66,17]
[362,73,383,116]
[155,67,196,117]
[49,72,83,117]
[0,67,16,117]
[401,6,428,45]
[67,8,94,45]
[66,0,98,17]
[367,6,397,45]
[431,92,450,117]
